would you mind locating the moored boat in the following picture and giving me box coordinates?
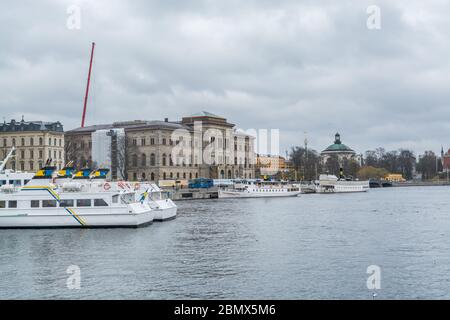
[0,164,154,228]
[316,174,369,193]
[219,180,301,198]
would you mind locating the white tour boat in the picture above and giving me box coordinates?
[137,183,177,221]
[0,165,154,228]
[315,174,369,193]
[219,180,301,198]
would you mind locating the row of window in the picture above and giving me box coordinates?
[129,153,253,168]
[2,149,63,160]
[0,199,108,209]
[129,171,253,181]
[130,136,252,149]
[1,137,62,147]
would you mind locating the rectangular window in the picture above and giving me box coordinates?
[76,199,91,207]
[31,200,40,208]
[0,200,5,208]
[60,199,74,207]
[94,199,108,207]
[42,200,57,207]
[8,201,17,208]
[112,195,119,204]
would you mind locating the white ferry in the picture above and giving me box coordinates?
[0,165,154,228]
[219,180,301,198]
[315,174,369,193]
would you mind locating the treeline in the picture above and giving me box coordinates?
[288,146,441,181]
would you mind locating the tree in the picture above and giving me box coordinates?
[417,151,437,180]
[357,166,389,180]
[324,155,340,176]
[289,146,321,181]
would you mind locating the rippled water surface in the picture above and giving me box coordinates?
[1,186,450,299]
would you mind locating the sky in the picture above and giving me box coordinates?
[1,0,450,156]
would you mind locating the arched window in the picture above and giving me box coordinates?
[39,137,43,146]
[227,170,232,179]
[150,172,155,181]
[177,172,180,178]
[150,153,156,166]
[170,172,173,178]
[169,154,173,166]
[183,172,186,179]
[220,170,225,179]
[162,154,167,166]
[189,172,192,179]
[132,154,138,167]
[141,153,146,167]
[142,172,146,180]
[163,172,167,179]
[195,172,198,178]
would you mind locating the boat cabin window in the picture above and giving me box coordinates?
[0,200,5,208]
[77,199,91,207]
[112,195,119,204]
[31,200,40,208]
[8,200,17,208]
[0,180,6,186]
[42,200,57,208]
[60,199,74,207]
[94,199,108,207]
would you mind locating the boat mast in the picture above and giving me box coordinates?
[81,42,95,128]
[0,146,16,172]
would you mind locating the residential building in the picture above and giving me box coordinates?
[0,118,64,171]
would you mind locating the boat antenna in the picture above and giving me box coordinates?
[81,42,95,128]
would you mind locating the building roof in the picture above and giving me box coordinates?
[321,133,355,154]
[190,111,224,119]
[66,120,191,135]
[0,118,64,133]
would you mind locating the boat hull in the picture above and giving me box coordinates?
[0,208,155,229]
[152,199,177,221]
[219,190,301,198]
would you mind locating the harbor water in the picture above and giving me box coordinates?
[1,186,450,299]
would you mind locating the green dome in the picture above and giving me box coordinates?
[322,133,355,153]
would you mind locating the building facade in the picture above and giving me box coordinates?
[256,155,287,177]
[65,112,256,182]
[0,118,64,171]
[320,133,362,165]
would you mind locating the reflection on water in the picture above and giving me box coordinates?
[1,186,450,299]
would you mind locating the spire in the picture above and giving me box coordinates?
[334,132,341,144]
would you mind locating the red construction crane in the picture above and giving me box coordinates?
[81,42,95,128]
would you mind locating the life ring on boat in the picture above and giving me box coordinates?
[134,182,140,190]
[103,182,111,191]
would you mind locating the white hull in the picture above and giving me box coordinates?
[152,199,177,221]
[316,184,369,193]
[219,189,301,198]
[0,207,154,228]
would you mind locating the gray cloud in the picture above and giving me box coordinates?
[1,0,450,155]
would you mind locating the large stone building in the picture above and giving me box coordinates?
[0,118,64,171]
[320,133,362,165]
[65,112,256,181]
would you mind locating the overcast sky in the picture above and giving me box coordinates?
[1,0,450,155]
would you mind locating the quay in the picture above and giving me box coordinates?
[162,187,219,201]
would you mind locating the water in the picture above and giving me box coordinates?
[1,186,450,299]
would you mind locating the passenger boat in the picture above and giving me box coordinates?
[315,174,369,193]
[135,183,177,221]
[0,164,154,228]
[218,180,301,198]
